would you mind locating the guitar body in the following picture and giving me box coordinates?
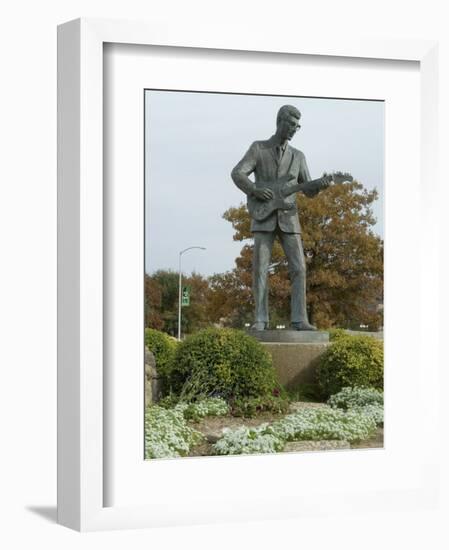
[247,172,353,222]
[247,180,296,222]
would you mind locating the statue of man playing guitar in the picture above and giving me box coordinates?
[231,105,351,331]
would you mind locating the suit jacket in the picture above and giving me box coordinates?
[231,135,316,233]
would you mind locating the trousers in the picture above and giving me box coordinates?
[252,227,309,325]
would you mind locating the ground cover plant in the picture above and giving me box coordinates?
[145,388,384,459]
[213,406,378,456]
[328,386,384,425]
[145,397,230,458]
[144,405,203,459]
[213,424,284,455]
[176,397,229,422]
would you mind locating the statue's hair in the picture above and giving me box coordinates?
[276,104,301,125]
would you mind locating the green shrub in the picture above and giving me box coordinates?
[170,328,279,401]
[328,328,347,341]
[316,335,383,398]
[229,395,290,418]
[157,393,181,409]
[144,328,177,380]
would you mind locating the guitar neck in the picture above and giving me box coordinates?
[283,177,327,197]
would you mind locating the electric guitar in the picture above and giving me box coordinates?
[247,171,353,222]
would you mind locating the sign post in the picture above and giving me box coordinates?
[177,246,206,340]
[181,286,191,307]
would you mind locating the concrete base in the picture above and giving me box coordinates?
[249,329,329,343]
[262,342,329,389]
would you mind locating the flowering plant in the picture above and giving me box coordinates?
[213,424,284,455]
[328,386,383,409]
[328,387,384,425]
[354,403,383,425]
[269,407,377,443]
[176,397,229,422]
[145,405,203,459]
[213,406,377,455]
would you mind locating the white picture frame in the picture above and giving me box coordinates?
[57,17,440,531]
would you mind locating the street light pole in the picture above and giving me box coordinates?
[177,246,206,340]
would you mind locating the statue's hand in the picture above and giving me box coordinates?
[253,188,274,201]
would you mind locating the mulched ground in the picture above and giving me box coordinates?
[187,411,285,457]
[187,401,383,457]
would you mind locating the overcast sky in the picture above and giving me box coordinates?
[145,90,384,277]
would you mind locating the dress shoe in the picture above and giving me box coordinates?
[291,321,317,331]
[251,322,267,331]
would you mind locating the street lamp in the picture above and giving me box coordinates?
[178,246,206,340]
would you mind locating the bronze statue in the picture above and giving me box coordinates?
[231,105,347,331]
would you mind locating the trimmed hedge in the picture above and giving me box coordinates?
[328,328,347,341]
[144,328,177,380]
[170,328,279,401]
[316,335,383,398]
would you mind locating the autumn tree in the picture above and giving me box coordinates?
[147,270,179,335]
[217,179,383,330]
[180,272,211,334]
[207,259,253,327]
[145,269,212,335]
[144,274,164,330]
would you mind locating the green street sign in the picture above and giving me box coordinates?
[181,286,191,307]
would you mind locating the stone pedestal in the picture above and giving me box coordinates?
[262,341,329,389]
[248,330,330,389]
[249,329,329,343]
